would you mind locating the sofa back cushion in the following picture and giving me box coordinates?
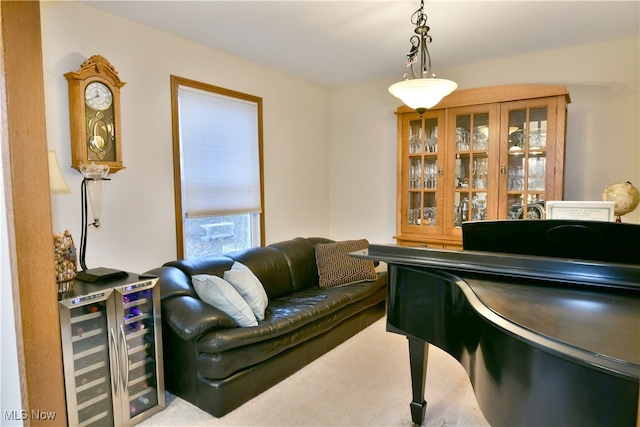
[165,256,235,278]
[146,266,198,302]
[226,246,293,299]
[269,237,331,291]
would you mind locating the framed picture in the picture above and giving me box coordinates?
[545,201,615,222]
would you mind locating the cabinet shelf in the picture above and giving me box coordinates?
[129,342,152,357]
[79,410,109,427]
[75,360,107,377]
[76,376,107,394]
[124,297,150,310]
[73,344,107,361]
[77,392,110,411]
[71,310,104,324]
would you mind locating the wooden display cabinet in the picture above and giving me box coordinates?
[395,85,570,249]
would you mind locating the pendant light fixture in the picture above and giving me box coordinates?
[388,0,457,115]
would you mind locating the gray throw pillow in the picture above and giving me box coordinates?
[192,274,258,327]
[224,262,268,321]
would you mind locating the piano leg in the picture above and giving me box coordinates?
[408,337,429,425]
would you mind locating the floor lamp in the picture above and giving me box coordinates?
[76,162,126,282]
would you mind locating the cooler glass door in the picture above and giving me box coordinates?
[59,289,116,427]
[113,279,165,426]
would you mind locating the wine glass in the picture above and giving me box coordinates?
[424,162,437,189]
[409,128,422,154]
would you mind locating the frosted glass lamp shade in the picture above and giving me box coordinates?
[389,78,458,114]
[80,162,110,227]
[48,150,70,192]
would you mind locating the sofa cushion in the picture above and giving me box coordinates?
[227,246,294,299]
[146,266,198,302]
[196,278,388,379]
[315,239,377,288]
[162,295,236,341]
[192,274,258,327]
[195,273,387,354]
[165,256,235,279]
[223,262,268,321]
[269,237,325,291]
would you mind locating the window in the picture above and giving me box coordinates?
[171,76,264,259]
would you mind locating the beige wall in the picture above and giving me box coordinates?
[41,1,330,273]
[329,36,640,242]
[41,2,639,276]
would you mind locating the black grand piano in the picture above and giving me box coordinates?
[355,220,639,426]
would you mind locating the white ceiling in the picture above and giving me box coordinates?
[81,1,639,88]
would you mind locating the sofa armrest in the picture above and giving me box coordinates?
[162,295,237,341]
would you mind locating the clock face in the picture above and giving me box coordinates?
[84,81,116,162]
[85,81,113,111]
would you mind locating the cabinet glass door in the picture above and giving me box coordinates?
[115,280,164,425]
[402,111,444,237]
[445,104,499,235]
[501,99,557,219]
[60,290,116,427]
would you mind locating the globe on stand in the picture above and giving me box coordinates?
[602,181,640,222]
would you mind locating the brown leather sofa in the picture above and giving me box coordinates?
[145,237,387,417]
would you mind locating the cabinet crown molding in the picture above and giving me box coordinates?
[395,84,570,114]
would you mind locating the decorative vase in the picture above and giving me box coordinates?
[54,230,77,294]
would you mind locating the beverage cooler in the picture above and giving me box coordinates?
[59,274,165,426]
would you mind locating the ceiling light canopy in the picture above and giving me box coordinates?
[388,0,457,115]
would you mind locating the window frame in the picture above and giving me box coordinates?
[170,75,265,259]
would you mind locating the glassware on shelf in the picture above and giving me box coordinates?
[508,166,524,191]
[472,193,487,221]
[423,161,437,189]
[456,127,470,151]
[409,160,422,189]
[473,127,488,151]
[455,155,466,189]
[528,157,546,191]
[473,158,488,190]
[454,196,469,227]
[409,127,422,154]
[423,207,436,226]
[528,108,548,149]
[424,126,438,153]
[408,193,421,225]
[408,208,420,225]
[529,129,547,149]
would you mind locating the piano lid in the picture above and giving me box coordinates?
[462,219,640,265]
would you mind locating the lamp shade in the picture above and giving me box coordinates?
[48,150,70,192]
[389,78,458,113]
[80,162,110,227]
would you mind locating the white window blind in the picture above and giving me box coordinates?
[178,85,261,218]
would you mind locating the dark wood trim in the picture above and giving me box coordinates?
[0,1,67,424]
[169,75,266,257]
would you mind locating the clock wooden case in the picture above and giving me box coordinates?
[64,55,126,173]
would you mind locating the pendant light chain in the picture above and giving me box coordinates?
[388,0,457,114]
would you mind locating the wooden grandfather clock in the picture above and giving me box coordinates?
[64,55,126,173]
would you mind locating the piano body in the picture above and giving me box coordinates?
[355,220,640,426]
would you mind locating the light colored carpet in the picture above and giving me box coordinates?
[139,318,489,426]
